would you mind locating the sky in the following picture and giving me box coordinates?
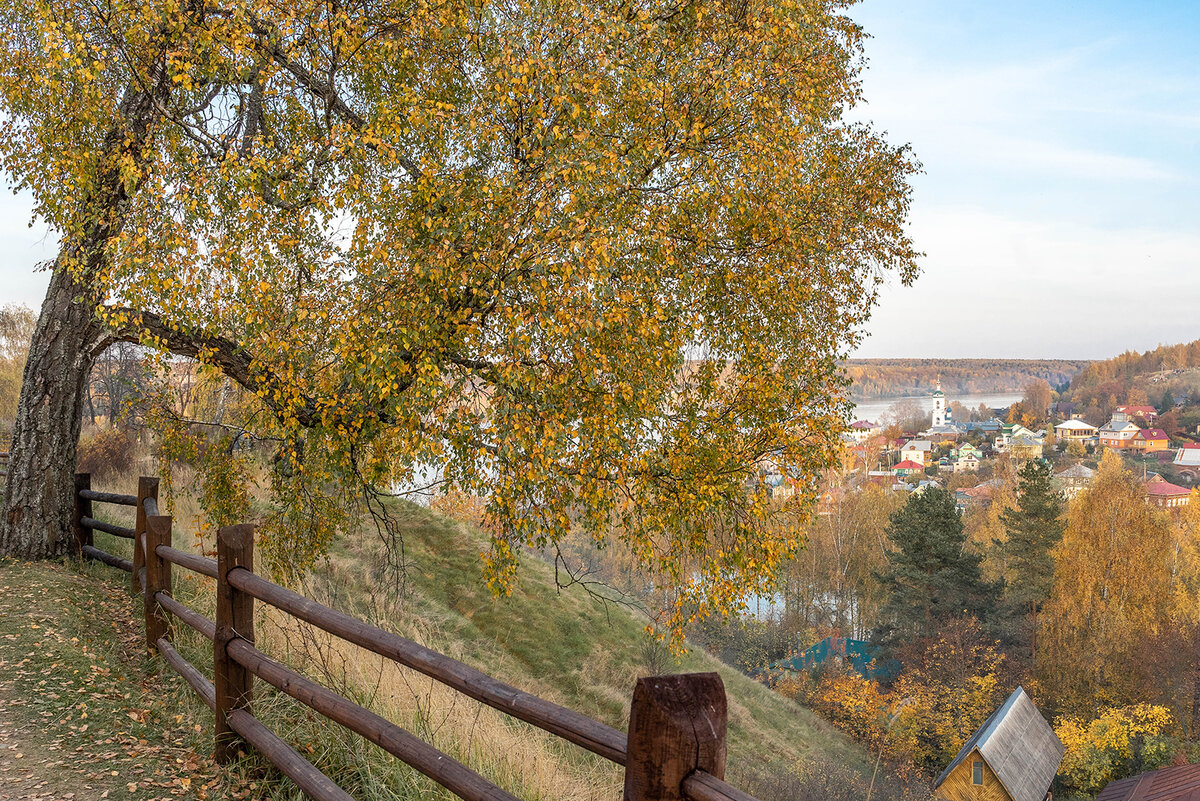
[0,1,1197,359]
[848,0,1200,358]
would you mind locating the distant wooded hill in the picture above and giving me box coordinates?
[1070,340,1200,392]
[844,359,1091,399]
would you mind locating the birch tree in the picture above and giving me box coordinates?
[0,0,918,634]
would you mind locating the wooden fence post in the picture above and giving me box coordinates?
[72,473,92,555]
[144,514,172,650]
[622,673,727,801]
[133,477,158,593]
[215,523,255,763]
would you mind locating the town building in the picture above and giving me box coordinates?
[1146,479,1191,510]
[893,459,924,477]
[1175,444,1200,483]
[1133,428,1170,453]
[994,423,1039,453]
[953,443,984,460]
[932,380,947,427]
[1053,419,1098,442]
[1117,405,1159,424]
[1099,413,1141,450]
[954,453,981,473]
[1009,434,1044,460]
[955,484,996,511]
[1095,762,1200,801]
[849,420,882,442]
[933,686,1063,801]
[901,439,934,466]
[1054,464,1096,500]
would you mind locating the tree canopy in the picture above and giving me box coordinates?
[998,459,1064,662]
[878,487,995,641]
[0,0,918,634]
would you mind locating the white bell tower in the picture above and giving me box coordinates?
[932,379,946,428]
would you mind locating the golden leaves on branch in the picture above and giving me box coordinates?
[0,0,918,640]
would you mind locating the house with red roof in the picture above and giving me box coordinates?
[1146,479,1191,510]
[1117,405,1159,424]
[1096,762,1200,801]
[1133,428,1170,453]
[892,459,925,477]
[849,420,882,442]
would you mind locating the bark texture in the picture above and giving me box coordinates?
[1,266,105,558]
[1,58,169,558]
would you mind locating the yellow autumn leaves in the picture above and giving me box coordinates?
[0,0,917,639]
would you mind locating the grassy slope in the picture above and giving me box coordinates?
[70,487,883,800]
[317,500,876,788]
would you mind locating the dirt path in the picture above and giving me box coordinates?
[0,559,227,801]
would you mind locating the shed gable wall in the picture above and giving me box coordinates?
[935,749,1012,801]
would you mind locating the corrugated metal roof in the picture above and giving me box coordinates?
[1095,763,1200,801]
[934,687,1063,801]
[1056,464,1096,479]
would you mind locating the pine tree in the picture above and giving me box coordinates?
[997,460,1064,666]
[878,487,996,640]
[1160,390,1175,415]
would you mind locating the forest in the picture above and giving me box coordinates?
[1062,339,1200,427]
[846,359,1090,399]
[676,453,1200,800]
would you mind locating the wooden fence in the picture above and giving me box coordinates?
[71,472,761,801]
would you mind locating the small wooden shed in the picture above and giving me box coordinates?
[933,687,1064,801]
[1096,763,1200,801]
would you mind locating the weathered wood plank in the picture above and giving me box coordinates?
[227,636,522,801]
[81,544,131,572]
[79,517,134,538]
[155,545,217,579]
[78,489,137,506]
[156,591,216,641]
[225,708,354,801]
[623,673,727,801]
[214,523,254,764]
[228,567,629,765]
[144,515,172,648]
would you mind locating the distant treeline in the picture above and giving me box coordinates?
[844,358,1090,399]
[1062,340,1200,424]
[1070,340,1200,392]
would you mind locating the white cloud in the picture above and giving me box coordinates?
[857,206,1200,358]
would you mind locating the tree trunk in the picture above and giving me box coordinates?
[0,43,177,559]
[1,264,105,558]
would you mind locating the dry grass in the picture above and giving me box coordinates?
[80,461,886,800]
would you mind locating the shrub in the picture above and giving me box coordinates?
[1055,704,1176,796]
[76,427,136,480]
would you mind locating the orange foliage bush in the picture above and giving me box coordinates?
[806,668,889,748]
[76,427,136,480]
[431,489,489,531]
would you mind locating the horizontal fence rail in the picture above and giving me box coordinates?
[227,566,630,765]
[73,472,759,801]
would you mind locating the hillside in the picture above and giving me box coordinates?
[845,358,1089,399]
[63,485,896,801]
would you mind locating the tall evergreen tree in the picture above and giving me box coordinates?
[1160,390,1176,415]
[878,487,996,640]
[997,460,1064,665]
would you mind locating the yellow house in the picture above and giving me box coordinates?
[934,687,1063,801]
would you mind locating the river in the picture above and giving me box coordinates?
[851,391,1024,423]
